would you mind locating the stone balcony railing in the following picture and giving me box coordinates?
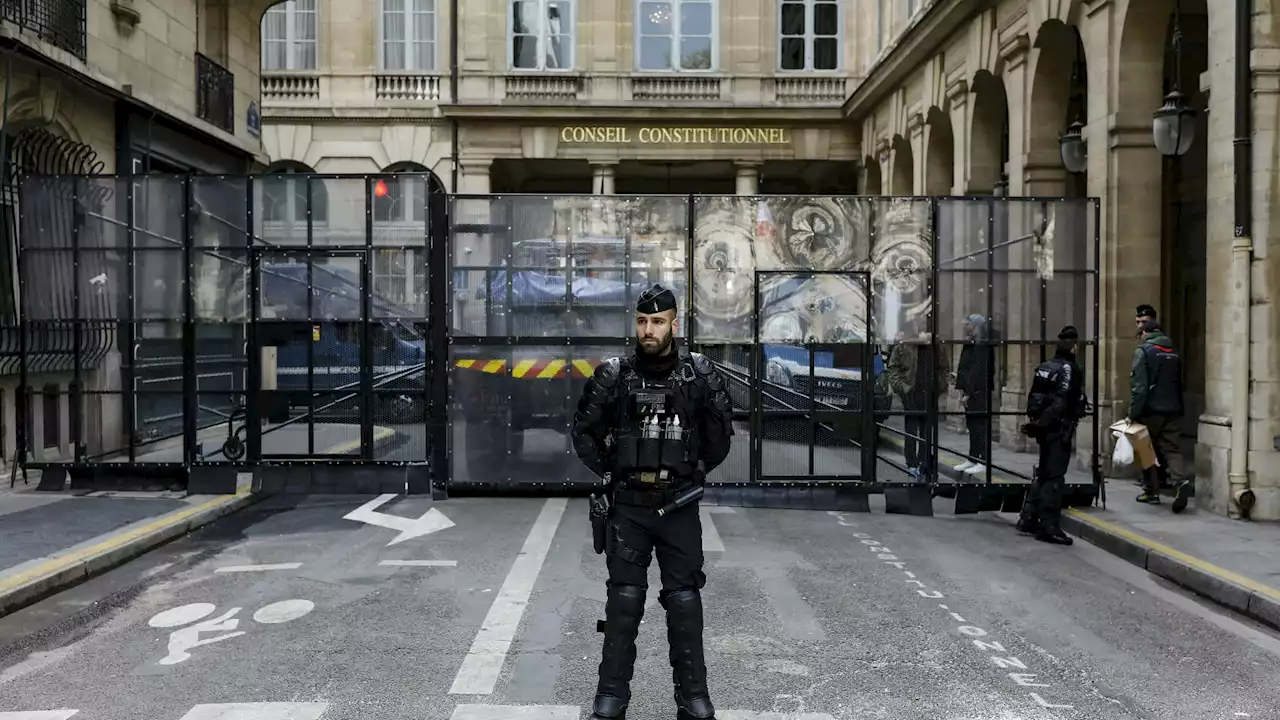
[261,70,451,109]
[261,72,321,103]
[259,70,850,111]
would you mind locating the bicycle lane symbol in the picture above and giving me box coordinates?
[146,600,315,666]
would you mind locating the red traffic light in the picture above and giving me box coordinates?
[374,179,389,197]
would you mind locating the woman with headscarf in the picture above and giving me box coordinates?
[954,314,996,475]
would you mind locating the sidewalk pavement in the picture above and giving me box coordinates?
[877,418,1280,630]
[0,422,395,618]
[0,480,258,617]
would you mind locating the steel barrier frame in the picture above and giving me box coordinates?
[8,177,1102,514]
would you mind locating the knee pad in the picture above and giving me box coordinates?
[661,588,701,615]
[603,583,647,631]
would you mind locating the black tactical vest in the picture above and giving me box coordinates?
[611,356,698,486]
[1025,357,1067,422]
[1141,342,1184,415]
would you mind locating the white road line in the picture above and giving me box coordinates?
[721,707,839,712]
[450,704,579,720]
[214,563,304,573]
[447,706,833,720]
[379,559,458,567]
[449,498,568,695]
[178,704,328,720]
[700,505,726,552]
[0,713,79,720]
[706,505,737,514]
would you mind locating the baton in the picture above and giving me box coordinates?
[656,486,704,517]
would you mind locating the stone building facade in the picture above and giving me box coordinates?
[846,0,1278,521]
[0,0,282,472]
[260,0,1278,520]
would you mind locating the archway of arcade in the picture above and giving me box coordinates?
[1110,0,1210,466]
[856,0,1211,470]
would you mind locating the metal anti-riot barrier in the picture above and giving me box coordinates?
[7,178,1100,512]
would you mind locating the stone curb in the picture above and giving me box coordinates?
[1058,510,1280,631]
[0,491,261,618]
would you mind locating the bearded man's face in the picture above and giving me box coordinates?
[635,310,677,355]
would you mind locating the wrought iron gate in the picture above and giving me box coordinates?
[9,175,1102,513]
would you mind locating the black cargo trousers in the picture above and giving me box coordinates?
[1020,426,1074,533]
[597,486,708,709]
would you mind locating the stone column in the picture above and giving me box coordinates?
[907,111,926,194]
[735,163,760,195]
[876,138,892,196]
[1001,34,1031,197]
[591,162,616,195]
[946,78,970,196]
[458,159,492,195]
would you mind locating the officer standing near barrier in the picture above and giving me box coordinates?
[571,283,734,720]
[1017,325,1088,545]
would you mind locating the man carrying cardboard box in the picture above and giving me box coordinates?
[1128,319,1194,512]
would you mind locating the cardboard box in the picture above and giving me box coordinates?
[1110,420,1159,469]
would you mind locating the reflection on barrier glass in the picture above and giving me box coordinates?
[10,181,1103,503]
[448,343,621,486]
[12,173,437,472]
[449,195,691,339]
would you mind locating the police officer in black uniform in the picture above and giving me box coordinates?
[571,284,734,720]
[1018,325,1088,546]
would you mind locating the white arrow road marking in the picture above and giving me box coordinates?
[178,703,329,720]
[342,494,455,546]
[0,713,79,720]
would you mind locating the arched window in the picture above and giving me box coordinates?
[261,161,328,224]
[372,162,444,224]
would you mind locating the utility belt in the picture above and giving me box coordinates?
[613,469,685,507]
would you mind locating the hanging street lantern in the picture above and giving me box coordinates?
[1152,89,1197,157]
[1059,119,1087,174]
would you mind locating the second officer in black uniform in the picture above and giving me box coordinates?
[1018,325,1088,545]
[571,283,734,720]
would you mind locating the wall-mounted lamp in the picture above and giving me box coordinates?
[1152,1,1197,157]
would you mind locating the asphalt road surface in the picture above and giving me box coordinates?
[1,495,1277,720]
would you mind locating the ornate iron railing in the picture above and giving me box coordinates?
[195,52,235,133]
[1,0,87,60]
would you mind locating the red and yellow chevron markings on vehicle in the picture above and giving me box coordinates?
[454,358,600,378]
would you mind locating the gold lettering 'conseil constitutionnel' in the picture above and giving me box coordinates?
[559,126,791,145]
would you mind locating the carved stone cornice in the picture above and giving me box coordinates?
[998,33,1031,70]
[906,111,925,135]
[875,137,892,160]
[1085,0,1113,18]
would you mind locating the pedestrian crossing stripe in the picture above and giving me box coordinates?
[454,358,599,378]
[179,703,328,720]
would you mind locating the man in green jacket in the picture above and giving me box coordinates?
[1129,320,1194,512]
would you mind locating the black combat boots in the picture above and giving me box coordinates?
[593,583,646,719]
[663,588,716,719]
